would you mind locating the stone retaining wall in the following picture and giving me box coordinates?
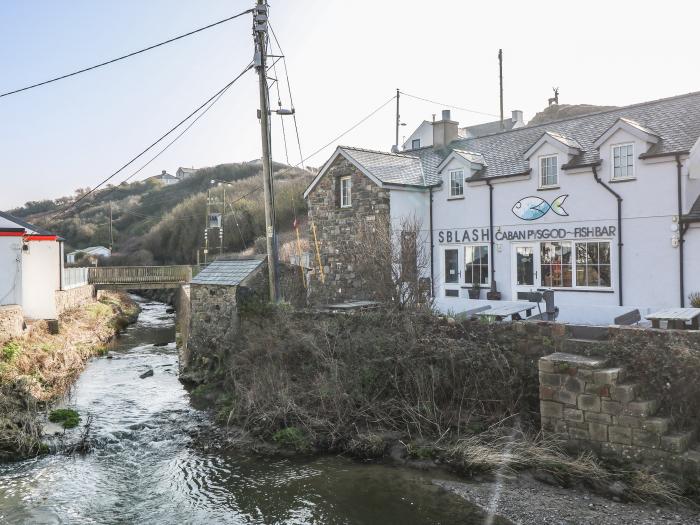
[0,305,23,344]
[55,285,95,315]
[539,352,700,481]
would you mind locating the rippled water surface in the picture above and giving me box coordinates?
[0,297,497,524]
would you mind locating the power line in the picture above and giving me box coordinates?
[52,63,254,219]
[1,9,252,98]
[399,90,500,118]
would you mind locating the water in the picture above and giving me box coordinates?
[0,297,499,524]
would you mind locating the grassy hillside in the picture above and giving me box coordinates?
[9,161,313,265]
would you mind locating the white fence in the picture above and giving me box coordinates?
[63,267,89,290]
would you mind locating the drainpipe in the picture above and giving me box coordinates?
[592,166,623,306]
[676,154,686,307]
[486,180,496,290]
[429,186,435,298]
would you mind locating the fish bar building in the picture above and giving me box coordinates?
[304,92,700,323]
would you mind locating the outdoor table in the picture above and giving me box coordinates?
[475,302,536,321]
[645,308,700,330]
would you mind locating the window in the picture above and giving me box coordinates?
[411,138,421,149]
[445,289,459,297]
[575,241,611,287]
[444,248,459,283]
[540,242,572,287]
[612,144,634,179]
[340,176,352,208]
[464,245,489,285]
[540,155,558,187]
[449,170,464,198]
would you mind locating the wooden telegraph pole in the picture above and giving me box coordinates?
[254,0,280,302]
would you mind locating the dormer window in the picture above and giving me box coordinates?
[411,138,421,149]
[449,169,464,198]
[612,143,634,180]
[540,155,558,188]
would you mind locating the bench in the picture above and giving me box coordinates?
[613,309,641,326]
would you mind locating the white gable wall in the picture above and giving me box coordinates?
[22,241,61,319]
[0,236,23,306]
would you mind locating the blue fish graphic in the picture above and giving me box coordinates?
[512,195,569,221]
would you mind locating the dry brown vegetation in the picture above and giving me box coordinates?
[0,292,138,460]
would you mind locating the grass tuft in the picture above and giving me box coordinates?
[49,408,80,429]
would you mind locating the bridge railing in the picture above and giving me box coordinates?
[88,265,192,285]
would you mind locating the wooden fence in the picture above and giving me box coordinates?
[88,266,192,287]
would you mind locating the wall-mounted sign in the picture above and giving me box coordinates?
[512,195,569,221]
[437,225,616,243]
[208,213,222,229]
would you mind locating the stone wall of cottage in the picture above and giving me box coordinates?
[306,156,391,304]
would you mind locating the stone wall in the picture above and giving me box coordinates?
[0,305,23,344]
[306,156,391,304]
[55,285,95,316]
[176,285,190,374]
[539,352,700,481]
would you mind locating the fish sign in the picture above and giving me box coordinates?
[512,195,569,221]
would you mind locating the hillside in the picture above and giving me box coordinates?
[8,161,313,265]
[527,103,618,126]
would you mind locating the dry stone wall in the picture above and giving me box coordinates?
[0,305,23,344]
[306,156,391,304]
[539,352,700,480]
[55,285,95,315]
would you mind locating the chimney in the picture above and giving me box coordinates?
[162,170,166,175]
[432,109,458,150]
[511,110,524,128]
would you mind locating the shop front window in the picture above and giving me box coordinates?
[444,248,459,284]
[464,245,489,285]
[575,241,611,287]
[540,242,572,287]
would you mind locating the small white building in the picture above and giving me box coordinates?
[306,91,700,324]
[176,167,197,180]
[0,211,65,320]
[149,170,179,185]
[66,245,111,265]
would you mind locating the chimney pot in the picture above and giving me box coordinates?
[441,109,451,121]
[433,109,458,150]
[511,110,524,128]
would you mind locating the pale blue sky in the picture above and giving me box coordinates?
[2,0,699,209]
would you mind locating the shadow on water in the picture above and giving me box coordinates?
[0,296,507,524]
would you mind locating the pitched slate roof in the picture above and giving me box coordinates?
[0,210,57,236]
[454,91,700,180]
[190,259,263,286]
[340,146,428,186]
[307,91,700,195]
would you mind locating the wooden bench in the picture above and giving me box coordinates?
[476,303,536,322]
[646,308,700,330]
[613,309,641,326]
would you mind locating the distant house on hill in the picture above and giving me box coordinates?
[176,167,197,180]
[402,110,526,151]
[149,170,179,185]
[66,246,111,265]
[0,210,65,319]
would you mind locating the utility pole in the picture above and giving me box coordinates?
[395,88,400,150]
[254,0,280,302]
[108,201,113,251]
[498,49,504,130]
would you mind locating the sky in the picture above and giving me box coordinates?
[1,0,699,210]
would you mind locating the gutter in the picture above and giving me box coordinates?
[592,166,623,306]
[676,154,686,307]
[429,186,435,298]
[639,149,689,160]
[486,180,496,290]
[465,169,531,184]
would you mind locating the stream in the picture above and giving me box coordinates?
[0,297,501,524]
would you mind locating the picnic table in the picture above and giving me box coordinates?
[475,302,536,321]
[646,308,700,330]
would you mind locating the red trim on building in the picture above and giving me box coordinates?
[24,235,57,241]
[0,231,24,237]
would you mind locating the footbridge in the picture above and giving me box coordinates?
[87,266,193,290]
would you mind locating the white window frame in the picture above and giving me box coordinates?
[448,169,464,198]
[340,176,352,208]
[611,143,635,180]
[573,240,613,289]
[539,155,559,188]
[442,246,461,297]
[463,244,490,287]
